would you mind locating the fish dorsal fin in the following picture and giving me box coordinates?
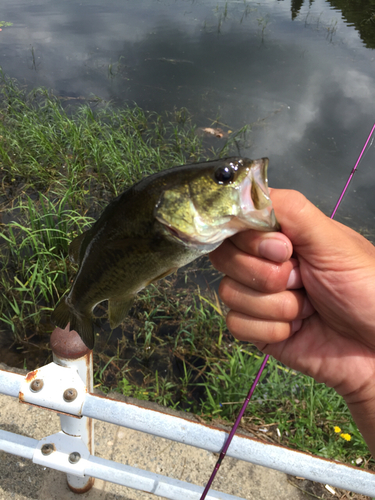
[69,231,88,265]
[108,295,135,329]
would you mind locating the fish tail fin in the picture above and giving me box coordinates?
[51,296,71,330]
[51,297,95,350]
[70,313,95,350]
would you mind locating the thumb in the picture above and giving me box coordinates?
[270,189,375,264]
[271,189,340,251]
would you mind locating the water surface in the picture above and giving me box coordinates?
[1,0,375,231]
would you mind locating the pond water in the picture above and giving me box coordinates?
[1,0,375,232]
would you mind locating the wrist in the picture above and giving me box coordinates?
[344,388,375,456]
[343,378,375,406]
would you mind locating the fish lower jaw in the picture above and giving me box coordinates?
[160,223,218,250]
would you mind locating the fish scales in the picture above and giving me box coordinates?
[51,157,279,349]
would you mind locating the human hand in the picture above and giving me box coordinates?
[210,189,375,408]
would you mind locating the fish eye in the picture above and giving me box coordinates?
[214,166,235,184]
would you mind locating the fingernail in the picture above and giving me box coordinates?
[291,319,302,333]
[302,297,315,317]
[287,267,302,289]
[259,239,289,262]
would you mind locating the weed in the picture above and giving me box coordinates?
[257,14,269,42]
[116,378,151,400]
[0,72,208,200]
[0,193,94,340]
[190,345,369,463]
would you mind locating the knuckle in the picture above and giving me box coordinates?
[225,311,242,339]
[286,189,308,212]
[218,277,232,305]
[225,310,292,345]
[279,294,297,321]
[266,320,292,343]
[262,264,287,293]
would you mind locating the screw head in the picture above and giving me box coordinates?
[63,388,78,402]
[41,443,54,456]
[30,379,44,392]
[68,452,81,464]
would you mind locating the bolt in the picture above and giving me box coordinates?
[41,443,54,456]
[68,452,81,464]
[30,379,44,392]
[63,388,78,402]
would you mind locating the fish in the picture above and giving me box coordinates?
[51,157,279,349]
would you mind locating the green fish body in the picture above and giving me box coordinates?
[51,157,279,349]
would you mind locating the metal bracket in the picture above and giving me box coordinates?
[19,363,86,416]
[33,431,90,476]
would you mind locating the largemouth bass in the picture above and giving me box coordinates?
[51,157,279,349]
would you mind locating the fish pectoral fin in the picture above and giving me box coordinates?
[69,231,89,265]
[146,267,178,286]
[108,295,135,329]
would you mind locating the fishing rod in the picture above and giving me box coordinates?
[331,123,375,218]
[200,122,375,500]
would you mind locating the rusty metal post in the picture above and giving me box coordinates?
[50,325,95,494]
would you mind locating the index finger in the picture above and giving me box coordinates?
[209,238,298,293]
[230,230,293,263]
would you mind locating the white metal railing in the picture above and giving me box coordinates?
[0,428,239,500]
[0,327,375,498]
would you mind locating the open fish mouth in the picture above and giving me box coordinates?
[239,157,280,230]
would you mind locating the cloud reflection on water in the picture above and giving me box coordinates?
[1,0,375,229]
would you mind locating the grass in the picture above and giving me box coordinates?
[200,348,364,461]
[0,73,372,479]
[0,73,209,201]
[0,192,94,339]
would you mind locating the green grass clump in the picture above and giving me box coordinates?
[195,346,366,463]
[92,279,370,466]
[0,73,207,202]
[0,192,94,339]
